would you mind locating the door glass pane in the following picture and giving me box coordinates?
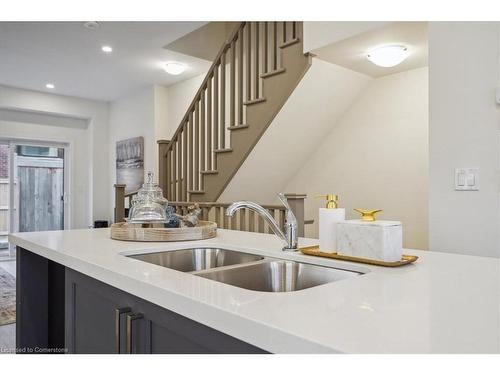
[15,146,65,233]
[0,144,10,259]
[17,145,62,158]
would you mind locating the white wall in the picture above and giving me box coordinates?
[429,22,500,258]
[0,85,109,227]
[164,73,205,138]
[109,77,204,219]
[109,86,155,178]
[219,59,371,204]
[154,85,169,143]
[284,67,429,250]
[108,86,156,220]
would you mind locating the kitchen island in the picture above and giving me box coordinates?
[9,228,500,353]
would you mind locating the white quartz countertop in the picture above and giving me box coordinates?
[9,228,500,353]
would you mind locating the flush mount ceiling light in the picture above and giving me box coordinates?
[366,45,409,67]
[45,83,55,89]
[163,62,186,75]
[101,45,113,53]
[83,21,100,30]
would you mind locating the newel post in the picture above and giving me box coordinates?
[284,193,307,237]
[114,184,126,223]
[157,140,170,195]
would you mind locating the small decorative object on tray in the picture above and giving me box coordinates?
[111,172,216,242]
[300,245,418,267]
[164,205,180,228]
[177,203,202,227]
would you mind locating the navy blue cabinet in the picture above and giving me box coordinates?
[64,269,267,354]
[17,247,267,354]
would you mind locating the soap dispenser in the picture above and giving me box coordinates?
[316,194,345,253]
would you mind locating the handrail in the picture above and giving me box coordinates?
[114,183,309,236]
[124,190,138,198]
[165,201,285,210]
[162,22,302,202]
[115,22,306,224]
[162,22,246,157]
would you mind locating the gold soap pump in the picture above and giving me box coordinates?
[316,194,339,209]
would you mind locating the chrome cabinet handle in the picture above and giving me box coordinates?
[126,313,143,354]
[115,307,131,353]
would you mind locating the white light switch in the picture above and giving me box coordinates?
[457,172,466,186]
[455,168,479,191]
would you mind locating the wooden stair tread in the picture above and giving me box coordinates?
[261,67,286,78]
[214,148,233,153]
[200,170,218,175]
[188,190,206,194]
[243,97,266,106]
[279,38,300,49]
[227,124,249,130]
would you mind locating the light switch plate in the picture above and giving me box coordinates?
[455,168,479,191]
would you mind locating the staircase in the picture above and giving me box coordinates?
[160,22,311,202]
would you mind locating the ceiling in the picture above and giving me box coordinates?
[0,22,211,101]
[313,22,428,78]
[165,22,240,61]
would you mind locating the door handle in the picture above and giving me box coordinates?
[126,313,143,354]
[115,307,131,354]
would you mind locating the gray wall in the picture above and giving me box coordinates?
[429,22,499,257]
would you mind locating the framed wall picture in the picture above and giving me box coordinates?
[116,136,144,193]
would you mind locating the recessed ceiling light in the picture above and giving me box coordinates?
[45,83,55,89]
[83,21,100,30]
[366,45,409,68]
[101,45,113,53]
[163,62,187,75]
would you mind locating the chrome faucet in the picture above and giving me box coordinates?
[226,193,298,251]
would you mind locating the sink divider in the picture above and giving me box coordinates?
[190,257,274,276]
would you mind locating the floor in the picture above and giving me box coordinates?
[0,260,15,276]
[0,248,11,259]
[0,260,16,354]
[0,324,15,354]
[0,245,15,262]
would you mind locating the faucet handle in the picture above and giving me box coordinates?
[277,193,292,212]
[277,193,297,224]
[277,193,298,250]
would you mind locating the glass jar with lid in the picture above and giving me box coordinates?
[127,172,169,223]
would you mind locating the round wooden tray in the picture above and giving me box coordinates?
[110,221,217,242]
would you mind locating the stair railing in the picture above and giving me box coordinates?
[114,184,309,236]
[161,22,300,202]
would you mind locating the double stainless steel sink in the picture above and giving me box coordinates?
[127,247,361,292]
